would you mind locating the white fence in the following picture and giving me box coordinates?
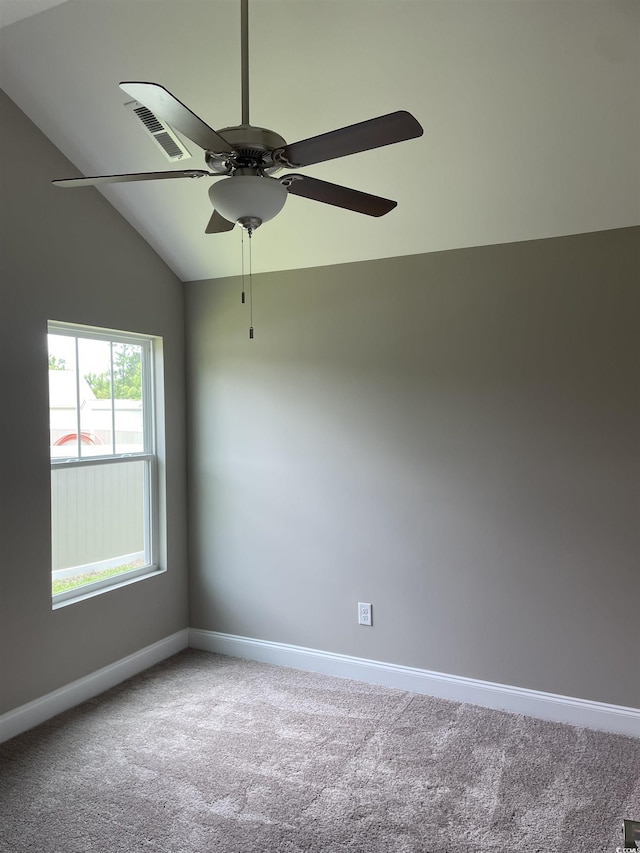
[51,461,144,572]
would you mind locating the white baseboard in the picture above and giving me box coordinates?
[4,628,636,743]
[0,629,189,743]
[189,629,640,738]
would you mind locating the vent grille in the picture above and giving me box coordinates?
[154,131,184,160]
[125,101,191,162]
[134,106,164,134]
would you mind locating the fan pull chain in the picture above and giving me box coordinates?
[248,228,254,340]
[241,228,246,304]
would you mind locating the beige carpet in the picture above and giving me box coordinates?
[1,649,638,852]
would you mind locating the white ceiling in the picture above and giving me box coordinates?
[1,0,638,282]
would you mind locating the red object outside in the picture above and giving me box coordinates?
[53,432,103,446]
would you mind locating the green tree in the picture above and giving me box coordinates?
[86,344,141,400]
[48,355,67,370]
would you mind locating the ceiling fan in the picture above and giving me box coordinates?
[53,0,424,234]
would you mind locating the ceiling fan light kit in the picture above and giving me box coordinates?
[209,173,288,231]
[52,0,424,235]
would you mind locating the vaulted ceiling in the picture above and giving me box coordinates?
[1,0,638,282]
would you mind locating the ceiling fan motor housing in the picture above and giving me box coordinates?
[206,125,287,174]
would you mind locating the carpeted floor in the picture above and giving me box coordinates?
[1,649,638,852]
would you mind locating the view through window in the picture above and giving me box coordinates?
[48,322,159,604]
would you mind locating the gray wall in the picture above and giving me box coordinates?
[186,226,639,709]
[0,91,189,713]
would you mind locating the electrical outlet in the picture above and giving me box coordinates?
[358,602,372,626]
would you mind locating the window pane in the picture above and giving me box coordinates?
[78,337,114,456]
[51,459,149,595]
[49,335,147,459]
[48,334,79,458]
[112,343,144,454]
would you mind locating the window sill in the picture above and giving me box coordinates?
[52,565,165,610]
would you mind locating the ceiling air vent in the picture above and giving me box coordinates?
[125,100,191,162]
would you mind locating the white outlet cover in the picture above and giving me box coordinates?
[358,602,372,626]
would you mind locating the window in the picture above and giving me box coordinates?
[48,321,161,605]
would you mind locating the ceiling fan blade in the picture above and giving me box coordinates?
[120,82,236,155]
[276,110,423,168]
[52,169,213,188]
[282,175,396,217]
[205,210,235,233]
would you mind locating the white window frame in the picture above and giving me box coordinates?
[48,320,161,607]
